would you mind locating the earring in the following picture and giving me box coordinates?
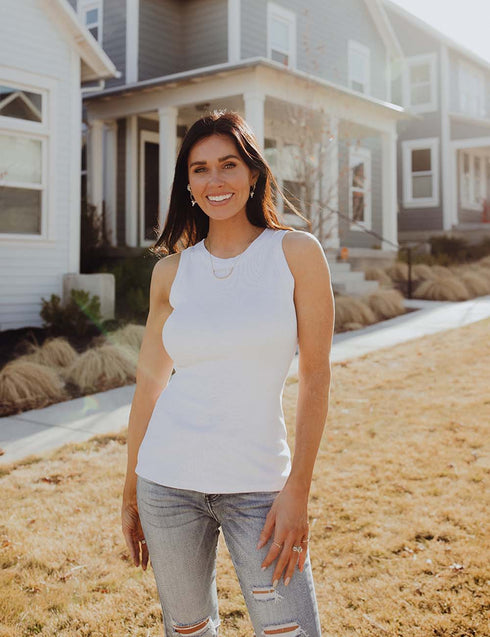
[187,183,196,207]
[250,183,256,199]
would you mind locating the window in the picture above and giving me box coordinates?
[403,54,437,113]
[267,3,296,68]
[459,62,485,118]
[459,150,489,209]
[349,147,371,229]
[78,0,103,43]
[402,138,439,208]
[0,79,49,236]
[348,41,370,94]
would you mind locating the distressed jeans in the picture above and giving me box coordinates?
[136,476,322,637]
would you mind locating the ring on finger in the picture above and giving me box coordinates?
[140,539,146,545]
[292,545,303,553]
[301,538,310,544]
[272,540,283,549]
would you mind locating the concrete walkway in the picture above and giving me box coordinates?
[1,295,490,465]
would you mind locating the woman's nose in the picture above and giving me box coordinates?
[208,169,224,185]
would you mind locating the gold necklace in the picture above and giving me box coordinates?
[204,229,264,279]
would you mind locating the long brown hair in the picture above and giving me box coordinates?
[151,110,308,255]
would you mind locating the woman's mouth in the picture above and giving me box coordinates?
[206,193,234,203]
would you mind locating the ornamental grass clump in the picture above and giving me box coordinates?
[386,261,409,282]
[430,264,453,278]
[107,324,145,354]
[334,296,376,332]
[23,337,79,369]
[363,289,405,321]
[459,271,490,297]
[363,267,392,287]
[414,276,471,302]
[65,344,136,394]
[0,360,67,416]
[412,264,435,281]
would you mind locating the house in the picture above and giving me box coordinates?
[0,0,118,330]
[384,0,490,244]
[78,0,407,286]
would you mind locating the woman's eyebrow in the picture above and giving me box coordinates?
[189,154,240,168]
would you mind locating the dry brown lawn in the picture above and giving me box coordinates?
[1,319,489,637]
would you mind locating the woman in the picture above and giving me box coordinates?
[122,111,334,637]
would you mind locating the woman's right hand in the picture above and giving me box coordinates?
[122,496,149,570]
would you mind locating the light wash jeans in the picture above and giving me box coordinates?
[136,476,322,637]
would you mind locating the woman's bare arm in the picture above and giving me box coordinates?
[122,253,179,567]
[258,231,334,585]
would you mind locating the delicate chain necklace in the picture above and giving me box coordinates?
[204,230,264,280]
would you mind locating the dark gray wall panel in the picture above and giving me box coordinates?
[384,6,439,57]
[139,0,183,80]
[451,120,490,141]
[103,0,127,87]
[182,0,228,71]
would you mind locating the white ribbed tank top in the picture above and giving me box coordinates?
[136,227,298,493]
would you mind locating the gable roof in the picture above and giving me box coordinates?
[40,0,119,81]
[384,0,490,71]
[364,0,404,58]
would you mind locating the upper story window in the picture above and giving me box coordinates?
[78,0,103,43]
[0,74,50,238]
[459,61,485,118]
[403,54,437,113]
[402,138,439,208]
[348,41,370,94]
[267,3,296,68]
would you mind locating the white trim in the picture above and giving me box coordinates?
[459,149,490,210]
[158,106,178,230]
[449,136,490,150]
[228,0,241,64]
[458,60,485,119]
[440,44,452,230]
[104,121,118,247]
[381,130,398,249]
[139,130,159,247]
[402,137,440,208]
[267,3,297,69]
[348,146,372,231]
[126,0,139,84]
[0,66,56,241]
[68,50,82,271]
[348,40,370,95]
[244,92,265,150]
[403,53,437,113]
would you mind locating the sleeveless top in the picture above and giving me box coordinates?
[135,227,298,493]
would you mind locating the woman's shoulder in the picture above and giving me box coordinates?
[281,229,323,255]
[280,229,329,280]
[151,253,181,302]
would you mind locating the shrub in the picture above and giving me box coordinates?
[24,337,79,368]
[430,265,453,278]
[40,289,103,337]
[412,264,434,281]
[364,267,392,287]
[460,272,490,297]
[363,289,405,321]
[0,360,67,416]
[429,235,469,263]
[386,262,409,282]
[413,277,471,302]
[65,344,136,394]
[334,296,376,332]
[107,324,145,354]
[101,256,155,322]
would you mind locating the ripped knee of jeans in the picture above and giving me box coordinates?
[171,616,216,636]
[251,586,284,602]
[262,621,307,636]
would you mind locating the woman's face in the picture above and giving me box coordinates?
[187,134,258,222]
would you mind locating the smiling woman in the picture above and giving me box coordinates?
[121,111,335,637]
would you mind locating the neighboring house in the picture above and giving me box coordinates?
[0,0,118,330]
[385,0,490,243]
[79,0,406,276]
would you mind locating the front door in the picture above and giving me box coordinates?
[139,131,159,246]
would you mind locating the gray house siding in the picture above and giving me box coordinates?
[241,0,388,101]
[384,7,438,57]
[139,0,182,80]
[102,0,126,87]
[451,120,490,141]
[338,134,384,248]
[182,0,228,70]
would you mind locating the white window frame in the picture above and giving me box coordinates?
[348,40,370,95]
[403,53,438,113]
[0,66,55,242]
[267,2,297,69]
[139,130,160,247]
[402,137,440,208]
[459,149,489,210]
[348,146,372,231]
[458,61,485,118]
[78,0,103,44]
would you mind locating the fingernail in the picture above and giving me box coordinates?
[261,566,266,571]
[272,579,278,588]
[285,577,290,587]
[256,543,261,549]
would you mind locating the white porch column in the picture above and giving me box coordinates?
[125,115,138,247]
[440,43,452,230]
[244,92,265,150]
[158,106,178,227]
[322,116,340,249]
[104,121,118,246]
[87,119,104,216]
[381,129,398,251]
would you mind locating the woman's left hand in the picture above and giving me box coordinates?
[256,483,309,586]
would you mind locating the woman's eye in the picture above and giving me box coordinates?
[193,167,206,173]
[224,162,236,169]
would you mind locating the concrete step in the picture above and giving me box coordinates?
[333,279,379,296]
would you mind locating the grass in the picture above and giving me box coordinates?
[1,319,489,636]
